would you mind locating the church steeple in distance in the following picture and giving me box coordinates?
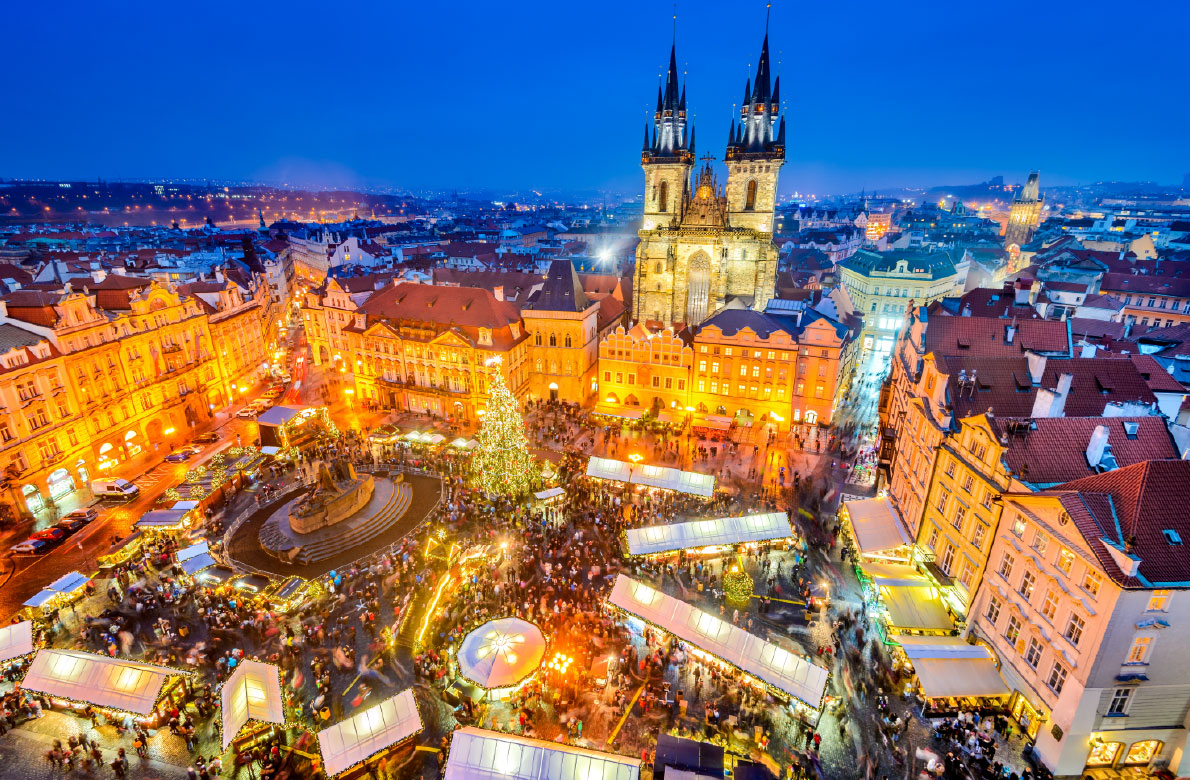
[644,42,693,164]
[726,10,784,161]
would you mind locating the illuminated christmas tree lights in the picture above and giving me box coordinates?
[469,357,535,497]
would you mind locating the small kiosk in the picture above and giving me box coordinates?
[21,571,92,621]
[316,689,422,778]
[221,659,286,753]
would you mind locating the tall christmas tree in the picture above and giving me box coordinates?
[470,357,535,497]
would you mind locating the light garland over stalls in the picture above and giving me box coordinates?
[468,357,535,498]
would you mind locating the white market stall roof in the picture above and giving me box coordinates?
[445,726,640,780]
[180,553,217,576]
[21,649,185,715]
[627,512,793,556]
[317,689,422,777]
[0,620,34,662]
[176,542,210,563]
[24,571,91,609]
[586,457,633,483]
[608,575,827,708]
[534,488,564,500]
[424,433,447,445]
[451,438,480,450]
[172,501,201,513]
[256,405,307,427]
[896,637,1009,699]
[692,414,732,430]
[592,404,644,420]
[586,458,715,498]
[135,509,189,530]
[458,618,546,690]
[221,659,285,749]
[841,498,911,556]
[869,567,954,632]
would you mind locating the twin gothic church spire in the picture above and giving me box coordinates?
[643,43,693,163]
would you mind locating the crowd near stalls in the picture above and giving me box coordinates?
[0,396,1047,780]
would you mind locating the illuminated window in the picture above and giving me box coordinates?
[1019,571,1036,600]
[1056,548,1075,576]
[1147,590,1171,612]
[1041,591,1058,621]
[1127,635,1153,664]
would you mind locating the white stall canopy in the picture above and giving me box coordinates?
[607,575,827,709]
[317,689,422,776]
[23,571,91,609]
[0,620,34,662]
[221,659,285,748]
[841,498,911,557]
[176,542,209,562]
[22,649,184,715]
[627,512,793,556]
[585,458,715,497]
[897,637,1009,699]
[445,726,640,780]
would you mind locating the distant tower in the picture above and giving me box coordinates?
[1005,171,1043,248]
[724,25,785,233]
[641,42,694,232]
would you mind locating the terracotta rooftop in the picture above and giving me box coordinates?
[1049,460,1190,588]
[924,314,1071,358]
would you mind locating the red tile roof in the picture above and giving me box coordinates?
[1050,460,1190,587]
[986,415,1176,486]
[941,355,1159,418]
[1101,272,1190,298]
[1128,354,1187,393]
[924,314,1070,358]
[356,282,526,351]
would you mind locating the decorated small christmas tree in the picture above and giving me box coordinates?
[470,357,535,497]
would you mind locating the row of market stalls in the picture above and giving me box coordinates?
[625,511,793,558]
[607,575,828,719]
[5,637,425,777]
[838,497,1010,718]
[586,457,716,498]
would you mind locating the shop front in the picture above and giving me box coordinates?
[22,484,45,514]
[47,468,76,503]
[1008,690,1046,741]
[1085,737,1164,770]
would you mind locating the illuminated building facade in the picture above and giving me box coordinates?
[596,324,693,412]
[521,260,600,403]
[342,283,530,425]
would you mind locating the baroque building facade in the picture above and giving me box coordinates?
[632,33,784,328]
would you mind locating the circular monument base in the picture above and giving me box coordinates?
[259,477,409,564]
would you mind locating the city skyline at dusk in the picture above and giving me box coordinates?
[4,0,1187,195]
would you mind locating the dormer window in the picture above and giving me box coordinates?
[478,328,492,346]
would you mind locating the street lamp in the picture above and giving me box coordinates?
[628,452,643,483]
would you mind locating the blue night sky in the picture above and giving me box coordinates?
[4,0,1187,197]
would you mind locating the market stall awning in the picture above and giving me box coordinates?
[424,433,447,446]
[586,458,715,497]
[445,726,640,780]
[46,571,91,595]
[256,405,307,427]
[608,575,827,709]
[692,414,732,431]
[135,510,189,530]
[879,580,954,632]
[0,620,34,662]
[897,638,1009,699]
[180,553,217,576]
[221,659,285,749]
[656,410,681,425]
[21,649,185,716]
[627,512,792,556]
[534,488,564,500]
[592,404,644,420]
[317,689,423,777]
[176,542,209,563]
[457,618,546,690]
[842,498,911,556]
[198,565,235,585]
[586,457,633,483]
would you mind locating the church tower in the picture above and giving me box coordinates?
[724,27,784,233]
[1004,171,1043,249]
[641,43,694,232]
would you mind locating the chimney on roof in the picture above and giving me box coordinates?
[493,286,504,302]
[1080,342,1097,358]
[1102,400,1157,417]
[1014,280,1031,306]
[91,269,106,284]
[961,303,971,317]
[214,268,225,283]
[1006,324,1017,345]
[1086,424,1112,471]
[1026,351,1046,385]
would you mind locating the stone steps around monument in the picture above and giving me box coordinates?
[293,481,413,564]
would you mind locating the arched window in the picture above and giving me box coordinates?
[745,179,757,210]
[548,334,556,347]
[658,181,668,212]
[564,334,572,348]
[535,333,542,346]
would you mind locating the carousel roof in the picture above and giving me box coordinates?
[457,618,546,690]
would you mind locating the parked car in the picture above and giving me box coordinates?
[90,478,140,500]
[64,508,99,524]
[164,450,192,463]
[10,539,48,555]
[55,517,88,534]
[32,528,67,543]
[193,432,220,444]
[235,408,259,419]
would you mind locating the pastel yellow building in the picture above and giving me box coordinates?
[596,324,692,415]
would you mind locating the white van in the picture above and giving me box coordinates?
[91,478,140,500]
